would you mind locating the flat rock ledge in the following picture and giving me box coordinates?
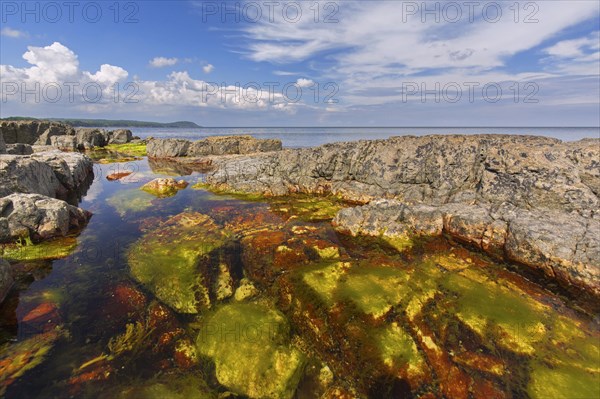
[146,135,282,158]
[333,199,600,297]
[198,134,599,297]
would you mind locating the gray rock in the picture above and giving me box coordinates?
[108,129,133,144]
[51,135,78,151]
[147,135,282,158]
[0,193,91,243]
[75,128,108,149]
[34,124,75,145]
[147,138,190,158]
[0,120,74,144]
[5,143,34,155]
[0,151,93,198]
[0,258,13,304]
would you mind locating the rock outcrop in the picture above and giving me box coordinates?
[333,199,600,297]
[0,120,134,151]
[141,178,188,197]
[0,193,91,243]
[199,135,599,297]
[0,132,6,154]
[0,151,93,199]
[147,135,282,158]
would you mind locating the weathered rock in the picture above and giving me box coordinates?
[0,151,93,199]
[0,193,91,243]
[147,135,282,158]
[333,200,600,296]
[0,258,13,304]
[50,135,78,151]
[0,120,73,145]
[5,143,33,155]
[75,128,108,149]
[108,129,133,144]
[141,178,188,197]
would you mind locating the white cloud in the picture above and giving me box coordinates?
[203,64,215,73]
[1,27,28,38]
[545,32,600,58]
[296,78,314,88]
[149,57,179,68]
[84,64,129,85]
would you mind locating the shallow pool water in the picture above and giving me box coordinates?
[1,156,598,399]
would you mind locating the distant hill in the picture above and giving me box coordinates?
[1,117,200,128]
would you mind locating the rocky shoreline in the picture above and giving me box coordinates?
[0,120,141,302]
[148,134,600,299]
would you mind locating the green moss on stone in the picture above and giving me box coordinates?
[196,303,305,399]
[0,236,77,262]
[107,188,155,216]
[105,142,147,157]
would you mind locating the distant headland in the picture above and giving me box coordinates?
[0,117,201,129]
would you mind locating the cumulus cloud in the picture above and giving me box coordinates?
[149,57,179,68]
[1,27,28,38]
[202,64,215,73]
[84,64,129,85]
[296,78,315,88]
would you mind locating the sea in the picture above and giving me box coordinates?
[125,126,600,148]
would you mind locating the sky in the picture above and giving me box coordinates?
[0,0,599,126]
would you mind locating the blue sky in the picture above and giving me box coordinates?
[1,0,599,126]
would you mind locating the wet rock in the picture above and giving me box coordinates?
[173,338,199,369]
[0,258,13,304]
[127,212,232,313]
[106,188,155,216]
[0,236,78,262]
[114,374,216,399]
[106,171,133,181]
[147,135,282,158]
[196,303,305,399]
[141,177,189,197]
[214,262,234,301]
[0,327,66,395]
[333,200,600,297]
[21,302,61,333]
[234,278,259,301]
[0,194,91,243]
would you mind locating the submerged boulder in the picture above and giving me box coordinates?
[141,178,189,197]
[196,303,305,399]
[127,212,231,313]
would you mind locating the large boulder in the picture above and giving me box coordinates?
[34,124,76,145]
[108,129,133,144]
[5,143,33,155]
[75,128,108,149]
[0,132,6,154]
[146,138,190,158]
[0,151,93,199]
[50,135,78,151]
[0,193,91,243]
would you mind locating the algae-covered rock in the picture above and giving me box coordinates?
[234,278,259,301]
[127,212,231,313]
[1,236,77,262]
[141,178,189,198]
[116,373,216,399]
[196,303,305,399]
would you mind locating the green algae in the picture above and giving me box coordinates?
[373,322,426,376]
[382,234,414,252]
[127,212,231,314]
[104,142,147,157]
[191,182,265,201]
[106,188,155,216]
[196,303,305,399]
[528,363,599,399]
[0,236,77,262]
